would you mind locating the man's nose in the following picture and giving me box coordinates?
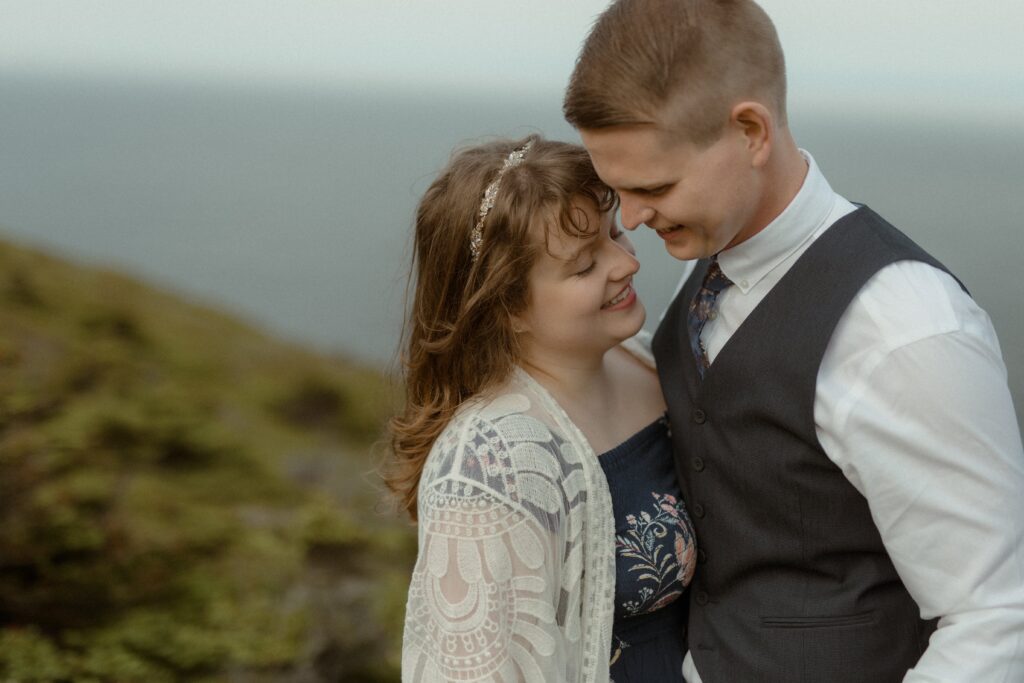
[619,196,655,231]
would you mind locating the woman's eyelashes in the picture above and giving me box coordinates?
[575,226,625,276]
[575,261,597,277]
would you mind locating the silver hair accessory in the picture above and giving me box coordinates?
[469,139,534,262]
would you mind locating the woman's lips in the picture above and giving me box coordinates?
[602,283,636,310]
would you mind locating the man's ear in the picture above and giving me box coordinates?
[730,101,774,168]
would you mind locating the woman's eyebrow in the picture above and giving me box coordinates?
[564,245,587,264]
[562,233,600,265]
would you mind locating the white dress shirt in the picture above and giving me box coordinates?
[681,151,1024,683]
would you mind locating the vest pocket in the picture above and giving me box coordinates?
[760,611,877,629]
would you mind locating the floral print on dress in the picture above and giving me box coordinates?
[616,492,696,617]
[609,633,630,667]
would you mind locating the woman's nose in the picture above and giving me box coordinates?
[608,237,640,280]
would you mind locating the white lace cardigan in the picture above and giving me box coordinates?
[401,334,654,682]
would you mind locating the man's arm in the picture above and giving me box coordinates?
[819,262,1024,681]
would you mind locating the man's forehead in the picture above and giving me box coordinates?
[581,126,682,181]
[581,122,679,151]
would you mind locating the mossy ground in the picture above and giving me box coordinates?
[0,238,414,682]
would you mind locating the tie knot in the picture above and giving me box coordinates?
[703,260,733,294]
[686,258,733,378]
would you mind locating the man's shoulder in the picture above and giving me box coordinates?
[846,259,987,351]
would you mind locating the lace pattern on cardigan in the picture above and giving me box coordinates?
[402,387,615,682]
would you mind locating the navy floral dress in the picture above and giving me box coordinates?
[599,415,696,682]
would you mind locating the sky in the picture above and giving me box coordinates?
[1,0,1022,122]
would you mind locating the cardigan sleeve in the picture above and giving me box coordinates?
[401,409,577,682]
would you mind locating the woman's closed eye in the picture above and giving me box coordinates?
[575,261,597,277]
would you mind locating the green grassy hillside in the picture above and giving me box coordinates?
[0,237,414,682]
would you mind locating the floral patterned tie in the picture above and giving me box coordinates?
[687,258,733,378]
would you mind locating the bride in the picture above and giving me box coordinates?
[386,135,696,682]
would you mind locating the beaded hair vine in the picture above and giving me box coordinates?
[468,139,534,262]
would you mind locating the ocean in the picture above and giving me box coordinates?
[0,73,1021,424]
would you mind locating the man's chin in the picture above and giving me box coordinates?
[662,239,705,262]
[652,227,701,261]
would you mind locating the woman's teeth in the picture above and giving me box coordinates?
[603,285,632,309]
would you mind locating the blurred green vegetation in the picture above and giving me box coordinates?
[0,239,415,682]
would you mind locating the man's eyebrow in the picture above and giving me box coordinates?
[622,182,670,194]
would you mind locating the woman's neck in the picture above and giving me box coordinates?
[519,344,619,422]
[517,339,666,454]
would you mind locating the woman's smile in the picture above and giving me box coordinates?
[602,282,636,310]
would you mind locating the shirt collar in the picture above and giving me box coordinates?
[717,150,836,293]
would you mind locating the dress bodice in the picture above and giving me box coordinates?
[599,416,695,680]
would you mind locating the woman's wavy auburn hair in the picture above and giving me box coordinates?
[385,135,616,520]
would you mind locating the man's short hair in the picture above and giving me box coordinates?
[564,0,787,145]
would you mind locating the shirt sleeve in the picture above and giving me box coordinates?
[817,263,1024,682]
[401,414,572,682]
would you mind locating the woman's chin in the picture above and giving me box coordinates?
[612,302,647,343]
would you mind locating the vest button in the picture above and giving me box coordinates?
[695,591,709,605]
[692,457,705,472]
[697,549,707,564]
[693,409,706,424]
[692,502,705,518]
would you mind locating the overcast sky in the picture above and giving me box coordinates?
[1,1,1022,121]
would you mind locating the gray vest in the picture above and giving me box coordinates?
[653,207,958,682]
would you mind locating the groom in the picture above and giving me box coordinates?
[565,0,1024,681]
